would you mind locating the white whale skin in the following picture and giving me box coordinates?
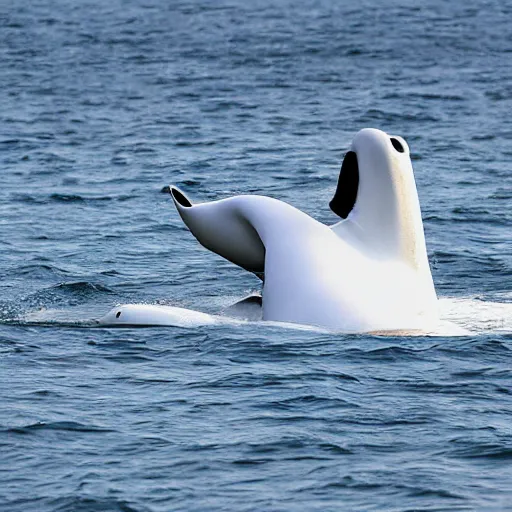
[168,128,438,333]
[98,304,218,327]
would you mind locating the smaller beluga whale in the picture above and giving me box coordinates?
[100,128,439,333]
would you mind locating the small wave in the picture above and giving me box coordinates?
[442,442,512,461]
[263,395,357,411]
[1,263,71,280]
[0,138,24,148]
[3,421,116,435]
[50,193,136,203]
[358,108,440,124]
[10,192,137,204]
[49,193,85,202]
[52,282,114,294]
[50,496,144,512]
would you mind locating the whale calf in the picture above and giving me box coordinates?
[101,128,438,332]
[99,303,219,327]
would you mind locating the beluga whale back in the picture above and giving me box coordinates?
[169,128,438,332]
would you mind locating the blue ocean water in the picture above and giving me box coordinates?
[1,0,511,510]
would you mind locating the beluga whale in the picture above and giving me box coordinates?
[100,128,439,332]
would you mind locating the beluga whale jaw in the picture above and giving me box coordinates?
[167,128,438,333]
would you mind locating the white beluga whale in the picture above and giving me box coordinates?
[98,303,220,328]
[100,128,439,332]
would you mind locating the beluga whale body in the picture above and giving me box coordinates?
[100,128,438,332]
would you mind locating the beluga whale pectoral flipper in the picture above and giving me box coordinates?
[168,128,439,333]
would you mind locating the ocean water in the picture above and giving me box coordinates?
[1,0,511,510]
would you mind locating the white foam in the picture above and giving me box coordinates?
[438,297,512,334]
[17,296,512,337]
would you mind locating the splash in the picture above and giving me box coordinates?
[438,296,512,334]
[4,295,511,337]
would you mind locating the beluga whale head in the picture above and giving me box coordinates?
[330,128,430,274]
[167,127,438,333]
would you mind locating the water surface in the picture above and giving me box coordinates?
[1,0,511,510]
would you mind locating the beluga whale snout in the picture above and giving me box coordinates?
[165,128,438,333]
[330,128,410,220]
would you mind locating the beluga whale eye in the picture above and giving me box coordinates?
[390,137,405,153]
[329,151,359,219]
[116,311,121,318]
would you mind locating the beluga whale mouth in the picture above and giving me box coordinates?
[329,129,411,224]
[104,128,439,333]
[329,151,359,219]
